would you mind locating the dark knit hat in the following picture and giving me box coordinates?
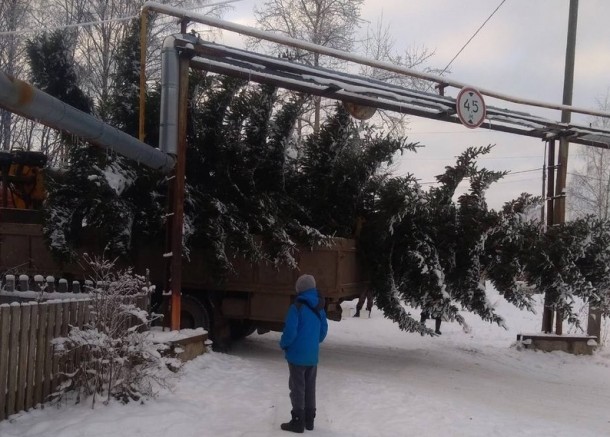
[295,274,316,293]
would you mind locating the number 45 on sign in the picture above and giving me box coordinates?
[456,87,486,129]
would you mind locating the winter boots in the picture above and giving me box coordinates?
[305,408,316,431]
[281,410,305,433]
[280,409,314,432]
[353,309,371,318]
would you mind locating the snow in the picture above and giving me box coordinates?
[102,166,132,196]
[1,286,609,436]
[0,290,89,300]
[148,327,208,343]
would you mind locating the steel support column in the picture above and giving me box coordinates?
[166,51,190,331]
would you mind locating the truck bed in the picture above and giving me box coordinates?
[136,237,368,322]
[0,213,368,323]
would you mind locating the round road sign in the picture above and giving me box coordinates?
[456,87,486,129]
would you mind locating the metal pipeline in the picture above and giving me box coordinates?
[141,0,610,120]
[0,71,175,173]
[159,33,199,156]
[159,34,180,156]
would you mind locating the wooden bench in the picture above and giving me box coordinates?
[517,333,598,355]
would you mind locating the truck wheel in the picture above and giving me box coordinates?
[180,294,211,331]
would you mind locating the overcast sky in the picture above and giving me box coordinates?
[211,0,610,210]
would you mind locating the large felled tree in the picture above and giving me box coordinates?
[360,144,610,335]
[182,77,412,278]
[360,146,537,334]
[37,27,163,260]
[41,60,610,332]
[27,31,101,258]
[292,105,414,236]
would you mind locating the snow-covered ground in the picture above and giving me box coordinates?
[1,286,610,437]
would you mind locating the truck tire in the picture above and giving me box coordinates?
[180,294,211,331]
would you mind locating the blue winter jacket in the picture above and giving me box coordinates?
[280,288,328,366]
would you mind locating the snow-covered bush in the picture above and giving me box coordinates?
[52,256,178,407]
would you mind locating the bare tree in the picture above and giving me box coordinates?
[568,89,610,219]
[0,0,32,150]
[0,0,228,159]
[34,0,227,119]
[69,0,148,120]
[253,0,365,133]
[358,15,442,136]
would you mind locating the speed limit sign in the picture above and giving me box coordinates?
[456,87,486,129]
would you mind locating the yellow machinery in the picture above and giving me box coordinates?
[0,150,46,210]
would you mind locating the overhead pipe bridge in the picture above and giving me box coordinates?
[140,1,610,150]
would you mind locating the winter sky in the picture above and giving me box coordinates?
[208,0,610,210]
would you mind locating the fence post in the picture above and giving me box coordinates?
[25,303,39,411]
[74,300,87,369]
[0,305,11,421]
[18,275,29,292]
[43,303,56,402]
[34,302,48,409]
[16,303,31,413]
[67,300,78,376]
[7,304,21,416]
[5,275,15,292]
[50,303,62,395]
[46,277,55,294]
[33,275,44,292]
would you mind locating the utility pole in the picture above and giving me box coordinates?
[554,0,579,225]
[541,139,556,332]
[543,0,579,334]
[540,143,547,224]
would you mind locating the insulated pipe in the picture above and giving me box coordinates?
[0,71,175,173]
[159,34,180,156]
[159,33,199,156]
[141,1,610,120]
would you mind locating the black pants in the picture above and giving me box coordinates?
[288,363,317,411]
[356,289,373,312]
[420,312,442,332]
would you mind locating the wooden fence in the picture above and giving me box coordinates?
[0,295,150,421]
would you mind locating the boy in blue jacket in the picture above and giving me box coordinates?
[280,274,328,433]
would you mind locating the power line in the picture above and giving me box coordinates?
[0,0,245,37]
[496,176,540,184]
[508,167,543,175]
[416,167,542,185]
[404,155,545,162]
[408,131,489,135]
[418,175,540,186]
[480,156,541,161]
[436,0,507,78]
[432,0,506,82]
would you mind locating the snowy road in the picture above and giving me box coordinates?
[1,289,610,436]
[231,321,610,437]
